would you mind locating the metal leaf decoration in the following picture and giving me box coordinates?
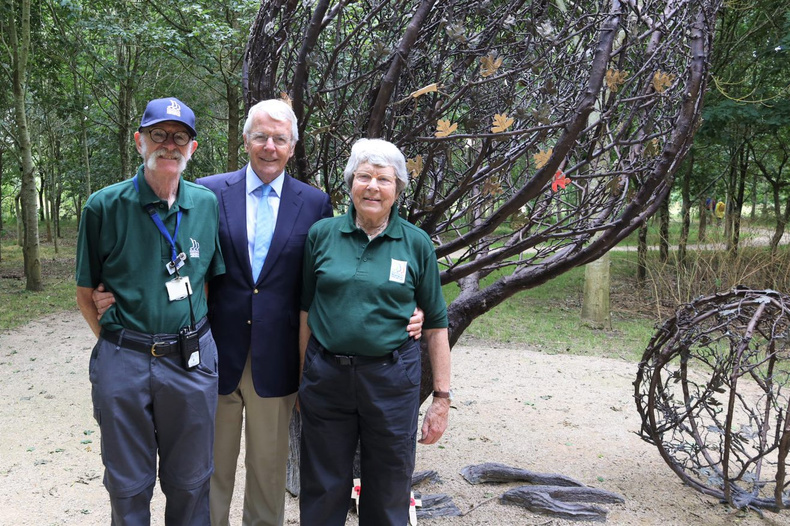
[652,71,676,93]
[491,113,514,133]
[533,148,553,169]
[480,54,504,77]
[407,155,424,178]
[605,69,628,92]
[435,119,458,138]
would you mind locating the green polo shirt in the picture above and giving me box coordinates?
[76,165,225,334]
[301,204,447,356]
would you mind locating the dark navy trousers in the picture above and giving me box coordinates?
[89,327,218,526]
[299,336,421,526]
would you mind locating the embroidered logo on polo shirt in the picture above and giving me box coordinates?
[167,100,182,117]
[189,238,200,258]
[389,259,407,283]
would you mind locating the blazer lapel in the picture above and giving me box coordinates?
[221,169,254,285]
[257,173,303,284]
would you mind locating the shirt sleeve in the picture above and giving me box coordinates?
[300,226,318,312]
[415,241,448,329]
[206,201,226,281]
[75,200,103,289]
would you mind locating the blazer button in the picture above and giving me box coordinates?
[254,288,259,294]
[247,320,252,325]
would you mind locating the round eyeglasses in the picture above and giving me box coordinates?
[146,128,193,146]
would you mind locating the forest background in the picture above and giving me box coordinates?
[1,2,790,523]
[1,0,789,331]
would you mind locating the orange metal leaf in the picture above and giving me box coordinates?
[406,155,424,178]
[551,170,571,192]
[605,69,628,92]
[410,83,439,98]
[435,119,458,138]
[480,54,503,77]
[652,71,675,93]
[491,113,514,133]
[533,148,553,169]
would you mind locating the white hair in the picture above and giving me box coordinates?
[343,139,408,194]
[243,99,299,143]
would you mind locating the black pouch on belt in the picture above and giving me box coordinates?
[179,326,201,370]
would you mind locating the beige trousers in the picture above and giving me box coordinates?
[210,352,297,526]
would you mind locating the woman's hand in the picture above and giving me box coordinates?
[419,397,450,444]
[418,327,452,444]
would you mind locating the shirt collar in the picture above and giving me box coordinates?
[341,202,403,239]
[246,164,284,197]
[134,164,193,210]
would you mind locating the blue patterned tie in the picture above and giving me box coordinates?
[251,184,274,281]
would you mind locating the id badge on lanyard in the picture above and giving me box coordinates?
[135,175,190,302]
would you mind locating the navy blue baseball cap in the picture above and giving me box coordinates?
[139,97,197,138]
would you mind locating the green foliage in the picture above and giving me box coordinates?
[0,221,78,330]
[0,0,257,221]
[443,253,655,360]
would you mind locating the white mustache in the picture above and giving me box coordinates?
[151,149,185,162]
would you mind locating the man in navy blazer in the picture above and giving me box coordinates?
[197,100,332,526]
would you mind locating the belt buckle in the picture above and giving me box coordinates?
[336,355,353,366]
[151,341,167,357]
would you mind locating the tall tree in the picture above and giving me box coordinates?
[144,1,258,173]
[2,0,43,291]
[695,0,789,250]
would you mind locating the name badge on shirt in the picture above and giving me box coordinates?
[166,276,192,302]
[389,259,407,284]
[166,252,187,275]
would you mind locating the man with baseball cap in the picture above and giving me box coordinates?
[76,96,225,525]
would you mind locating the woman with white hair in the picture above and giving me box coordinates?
[298,138,451,525]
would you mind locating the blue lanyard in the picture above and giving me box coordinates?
[134,175,183,265]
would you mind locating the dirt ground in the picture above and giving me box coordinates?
[3,311,790,525]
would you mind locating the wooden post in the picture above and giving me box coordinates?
[581,252,612,329]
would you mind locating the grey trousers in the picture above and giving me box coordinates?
[89,328,218,526]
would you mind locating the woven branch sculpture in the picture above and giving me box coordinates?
[635,288,790,512]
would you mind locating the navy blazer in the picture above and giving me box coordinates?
[198,167,333,397]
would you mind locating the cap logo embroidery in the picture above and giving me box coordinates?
[166,100,182,117]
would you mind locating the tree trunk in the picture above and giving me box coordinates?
[727,147,747,256]
[226,81,241,172]
[0,147,4,262]
[42,172,52,243]
[678,153,693,268]
[50,140,61,253]
[15,194,23,247]
[770,194,789,255]
[658,195,669,263]
[698,197,708,242]
[581,252,611,329]
[637,222,648,286]
[9,0,43,291]
[116,43,139,180]
[82,120,92,198]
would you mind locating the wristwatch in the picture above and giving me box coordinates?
[433,389,453,401]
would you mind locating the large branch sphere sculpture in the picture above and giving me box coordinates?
[635,288,790,511]
[244,0,724,355]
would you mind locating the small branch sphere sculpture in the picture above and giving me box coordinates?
[635,288,790,512]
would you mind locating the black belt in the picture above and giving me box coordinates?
[100,317,209,357]
[312,335,414,366]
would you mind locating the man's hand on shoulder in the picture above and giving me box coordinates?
[407,307,425,340]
